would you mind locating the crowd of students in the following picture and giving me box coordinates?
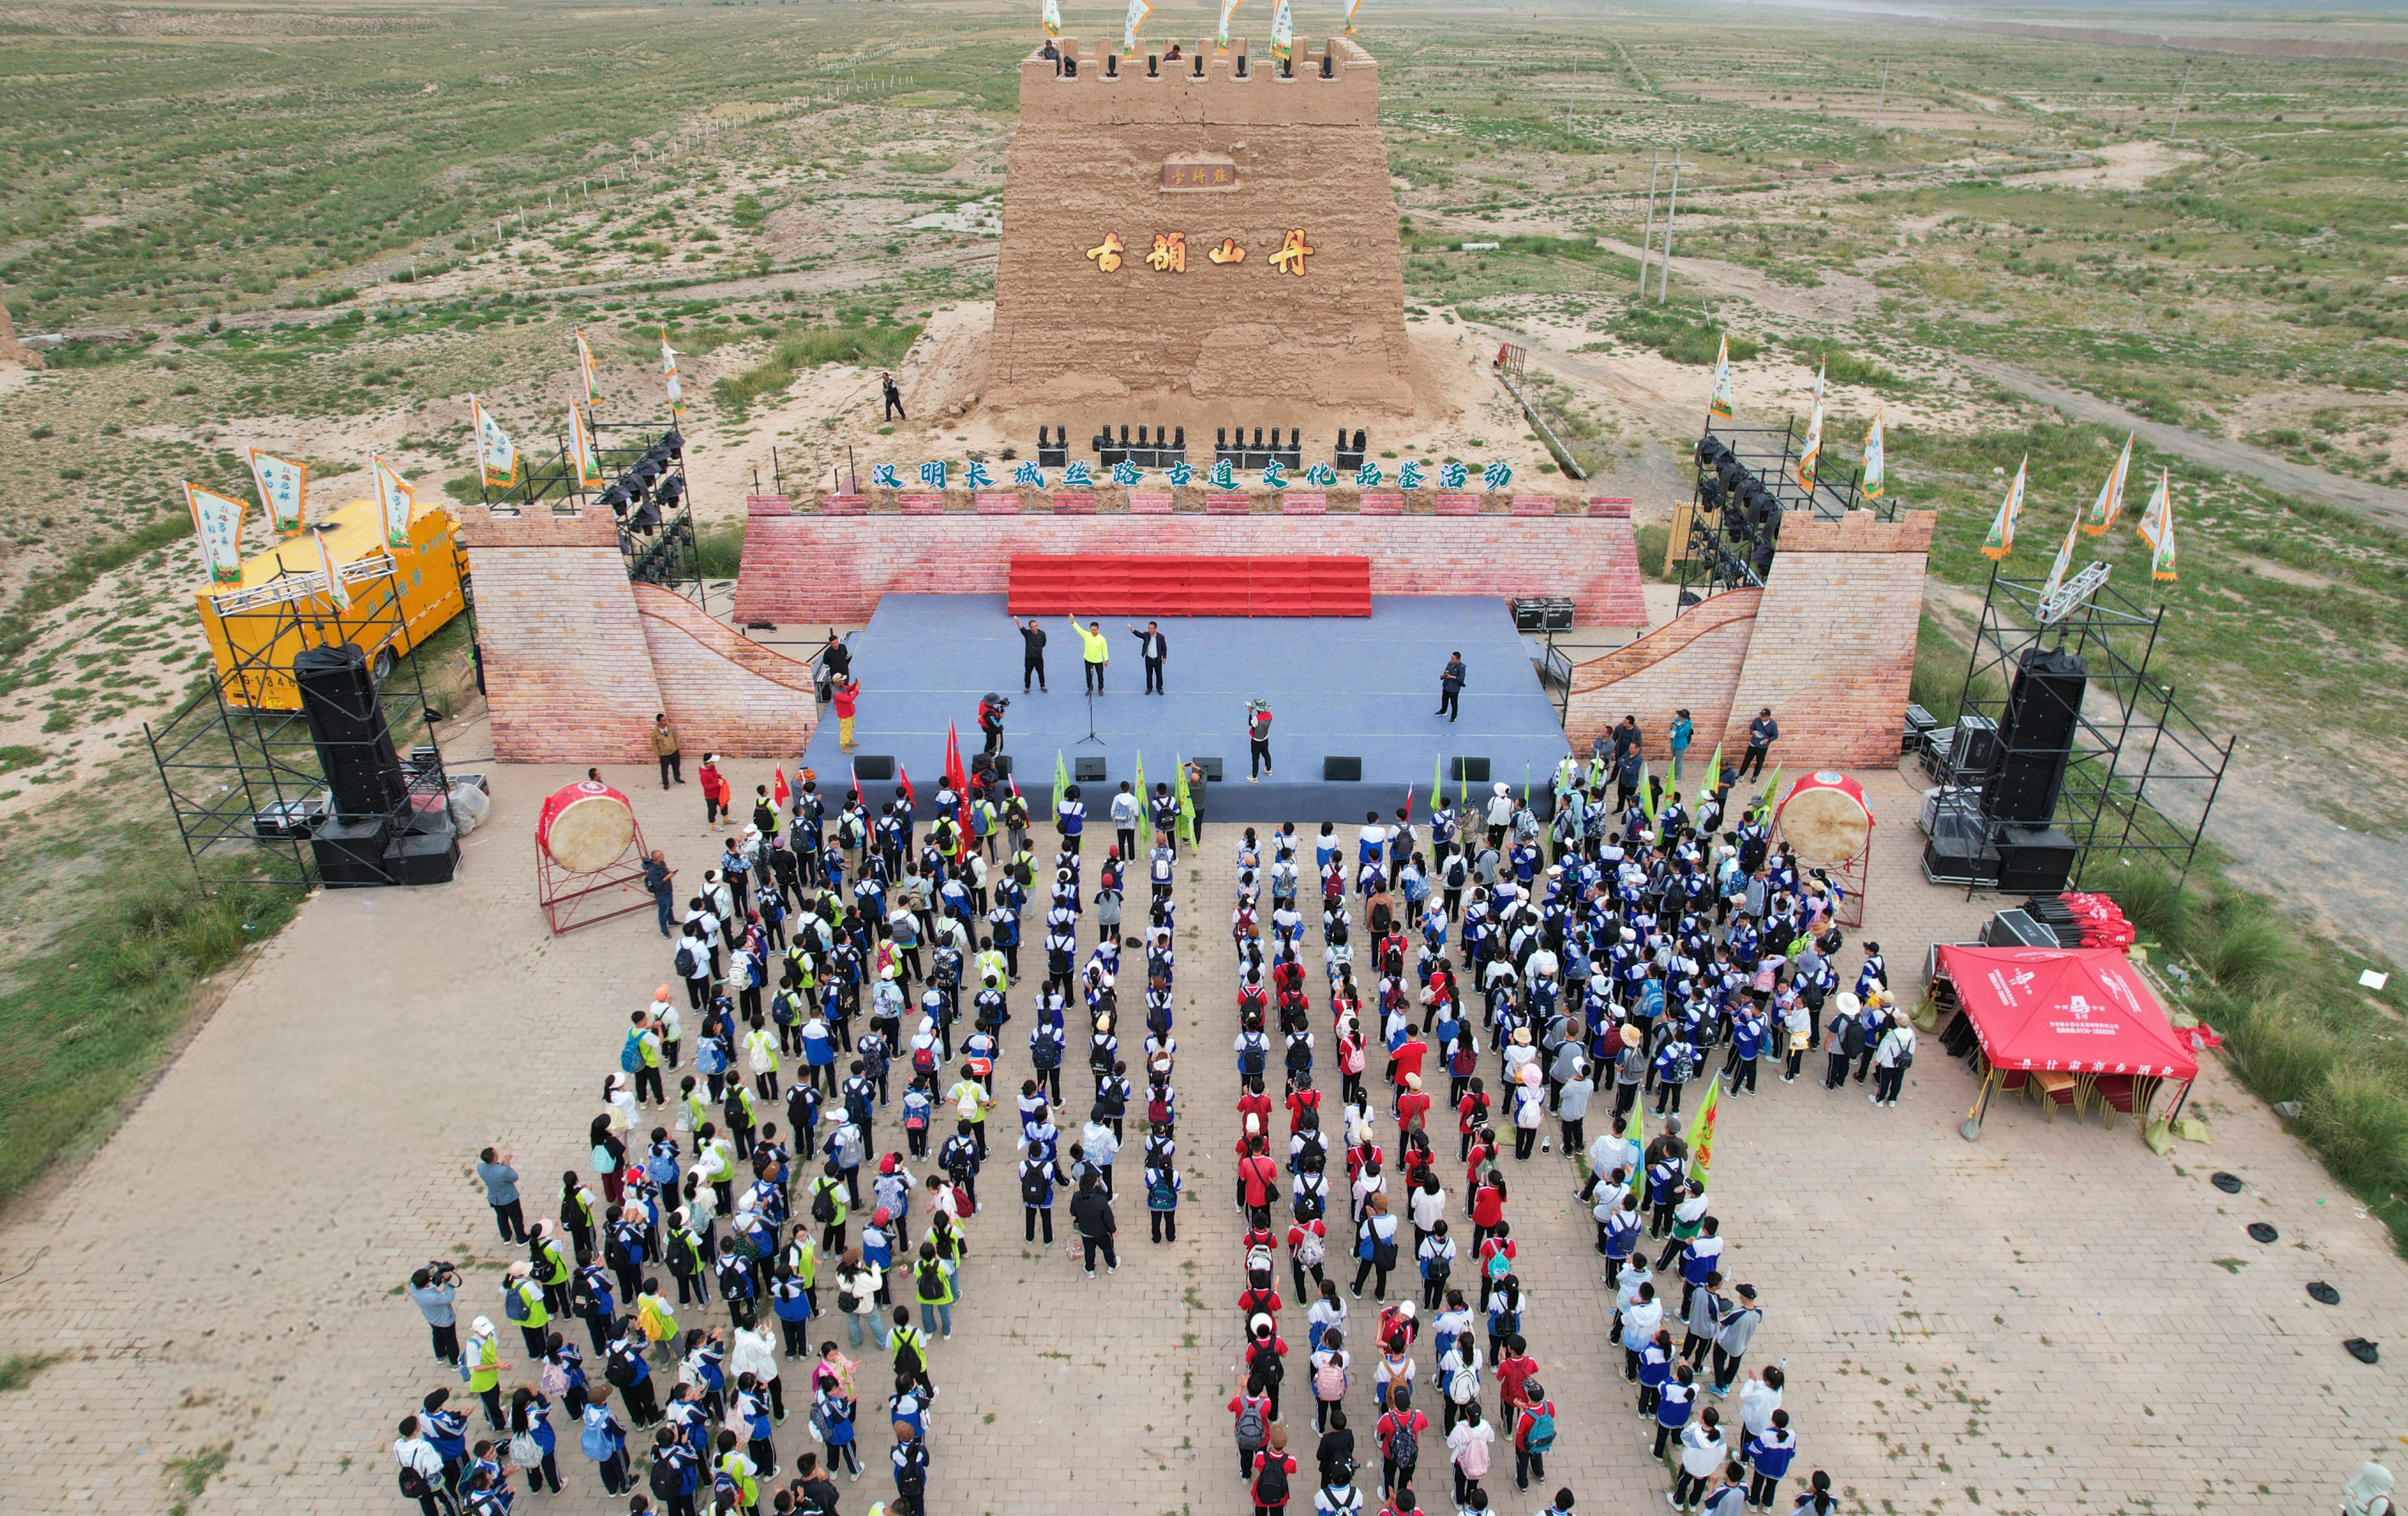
[396,761,1136,1516]
[1212,739,1862,1515]
[388,731,1866,1515]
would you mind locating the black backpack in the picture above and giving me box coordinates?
[1387,1416,1419,1470]
[1253,1451,1289,1505]
[811,1183,837,1225]
[1249,1337,1285,1383]
[1021,1167,1048,1205]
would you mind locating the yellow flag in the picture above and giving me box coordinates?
[1707,334,1734,425]
[185,482,248,585]
[1860,406,1886,499]
[1793,370,1825,493]
[2082,434,2132,535]
[570,404,606,490]
[372,454,416,551]
[314,523,352,612]
[470,396,520,490]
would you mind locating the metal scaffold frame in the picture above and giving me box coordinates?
[145,567,452,889]
[1950,562,2232,893]
[1675,414,1898,608]
[481,416,704,606]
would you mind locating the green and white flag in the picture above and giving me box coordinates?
[1270,0,1293,60]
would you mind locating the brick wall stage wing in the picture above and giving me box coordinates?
[733,503,1647,628]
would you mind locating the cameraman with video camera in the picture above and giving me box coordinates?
[978,691,1009,757]
[409,1259,463,1367]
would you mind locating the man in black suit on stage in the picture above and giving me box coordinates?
[1128,620,1169,694]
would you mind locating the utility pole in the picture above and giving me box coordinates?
[2174,57,2192,120]
[1638,149,1660,294]
[1568,54,1577,134]
[1658,149,1683,303]
[1873,59,1889,133]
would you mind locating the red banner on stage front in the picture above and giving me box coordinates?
[1006,555,1372,618]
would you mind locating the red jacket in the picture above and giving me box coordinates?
[832,681,858,719]
[1472,1184,1507,1230]
[1396,1090,1432,1132]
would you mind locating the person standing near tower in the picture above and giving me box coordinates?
[1436,652,1466,723]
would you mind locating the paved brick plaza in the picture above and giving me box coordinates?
[0,757,2400,1515]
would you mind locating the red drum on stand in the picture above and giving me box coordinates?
[537,780,638,873]
[1775,770,1872,930]
[535,779,652,934]
[1776,771,1872,865]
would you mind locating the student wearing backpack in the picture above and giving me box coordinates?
[1509,1380,1558,1493]
[1351,1192,1401,1300]
[1444,1400,1495,1508]
[1146,1161,1183,1243]
[1375,1386,1428,1505]
[1229,1376,1276,1478]
[1239,1421,1298,1514]
[578,1386,631,1495]
[1308,1325,1350,1431]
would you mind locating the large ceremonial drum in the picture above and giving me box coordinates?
[537,780,638,872]
[1777,770,1873,865]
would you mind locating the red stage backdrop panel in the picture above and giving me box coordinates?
[1006,555,1372,617]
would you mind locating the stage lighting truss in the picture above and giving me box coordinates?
[1677,421,1898,608]
[471,416,702,605]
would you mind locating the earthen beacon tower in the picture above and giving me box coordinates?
[985,34,1419,438]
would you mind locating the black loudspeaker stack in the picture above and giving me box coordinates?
[295,642,457,888]
[853,754,897,782]
[1981,647,2087,827]
[1322,756,1364,783]
[1074,756,1108,783]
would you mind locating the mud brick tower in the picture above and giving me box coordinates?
[986,35,1417,433]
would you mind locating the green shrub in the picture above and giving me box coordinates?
[2079,857,2195,944]
[2193,907,2297,996]
[2212,991,2340,1109]
[1611,304,1757,367]
[693,520,746,578]
[2303,1062,2408,1201]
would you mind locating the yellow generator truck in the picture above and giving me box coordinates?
[195,496,467,710]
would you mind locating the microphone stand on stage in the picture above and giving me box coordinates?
[1078,677,1104,748]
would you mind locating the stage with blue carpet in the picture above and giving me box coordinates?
[799,594,1571,825]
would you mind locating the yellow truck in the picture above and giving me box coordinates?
[195,496,468,710]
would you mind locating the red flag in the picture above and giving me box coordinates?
[773,766,791,808]
[850,763,862,803]
[1008,772,1022,800]
[944,723,972,859]
[896,762,916,811]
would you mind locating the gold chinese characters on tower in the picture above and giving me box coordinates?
[1160,157,1240,192]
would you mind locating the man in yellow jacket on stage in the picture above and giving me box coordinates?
[1073,617,1110,695]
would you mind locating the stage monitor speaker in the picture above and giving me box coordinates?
[383,825,460,886]
[1322,756,1363,783]
[1449,756,1491,785]
[293,644,408,821]
[853,754,896,782]
[1921,831,2000,887]
[312,815,394,888]
[1193,756,1224,782]
[1994,824,2077,894]
[1074,756,1107,783]
[1982,648,2087,826]
[968,752,1014,779]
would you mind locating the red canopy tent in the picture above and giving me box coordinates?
[1932,945,2198,1136]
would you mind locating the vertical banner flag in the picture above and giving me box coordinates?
[575,327,603,407]
[247,447,308,538]
[1217,0,1241,51]
[569,403,606,490]
[1122,0,1150,54]
[470,396,520,490]
[2135,469,2177,581]
[2040,503,2082,603]
[2082,433,2133,535]
[372,454,416,550]
[1134,750,1148,822]
[1706,334,1735,424]
[1043,0,1062,38]
[1346,0,1363,33]
[773,766,791,809]
[1793,368,1825,492]
[185,483,248,585]
[1271,0,1294,60]
[1683,1072,1722,1184]
[659,328,685,417]
[1173,755,1196,846]
[314,522,351,612]
[1981,455,2027,561]
[1052,750,1069,822]
[896,762,917,812]
[1861,406,1886,500]
[1433,752,1444,819]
